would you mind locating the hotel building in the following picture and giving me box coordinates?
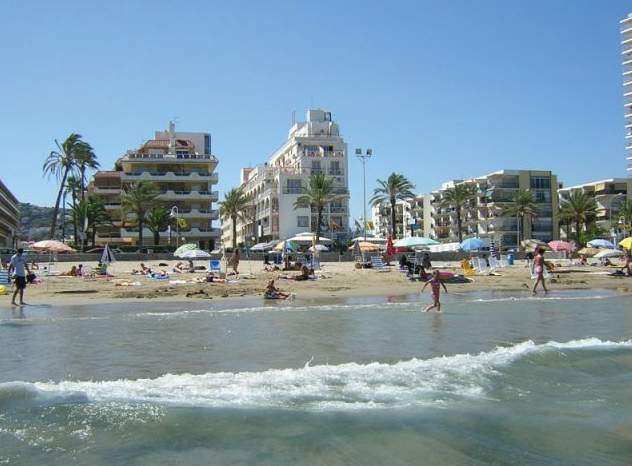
[558,178,632,239]
[622,13,632,174]
[221,109,349,247]
[371,195,432,239]
[0,179,19,248]
[429,170,560,248]
[89,122,219,249]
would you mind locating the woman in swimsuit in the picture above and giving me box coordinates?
[532,247,548,294]
[421,270,447,312]
[264,279,290,300]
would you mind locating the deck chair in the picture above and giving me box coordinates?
[0,270,10,285]
[489,257,501,272]
[370,255,390,272]
[473,257,492,275]
[311,256,321,270]
[82,265,96,280]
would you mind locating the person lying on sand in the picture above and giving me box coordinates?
[60,265,78,277]
[172,262,185,273]
[193,272,226,283]
[264,279,291,299]
[132,263,152,275]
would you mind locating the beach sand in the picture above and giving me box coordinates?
[3,258,631,307]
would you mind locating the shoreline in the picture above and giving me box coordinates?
[1,259,631,310]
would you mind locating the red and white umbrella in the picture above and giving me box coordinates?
[32,240,76,253]
[548,240,575,253]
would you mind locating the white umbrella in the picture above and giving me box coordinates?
[394,237,440,248]
[177,249,211,259]
[100,244,116,264]
[594,249,623,259]
[350,236,387,243]
[309,244,329,252]
[286,234,332,243]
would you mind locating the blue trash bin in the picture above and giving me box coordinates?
[507,253,514,265]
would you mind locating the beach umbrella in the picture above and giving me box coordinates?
[619,237,632,250]
[594,249,623,259]
[286,234,332,243]
[309,244,329,252]
[521,239,550,251]
[274,240,298,252]
[250,242,275,252]
[350,236,387,243]
[587,239,615,249]
[350,241,380,252]
[351,240,361,257]
[100,244,116,264]
[32,240,75,253]
[393,236,439,248]
[577,247,599,257]
[386,237,396,256]
[178,249,211,259]
[548,240,575,252]
[460,237,486,252]
[174,243,198,256]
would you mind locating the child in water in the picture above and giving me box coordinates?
[421,270,447,312]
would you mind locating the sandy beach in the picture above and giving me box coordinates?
[4,258,631,307]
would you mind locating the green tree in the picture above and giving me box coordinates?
[559,191,598,246]
[219,187,252,250]
[619,199,632,234]
[500,189,539,244]
[42,133,93,239]
[75,143,99,201]
[145,207,172,246]
[294,173,343,243]
[65,176,81,244]
[369,173,415,239]
[121,181,160,248]
[70,197,111,248]
[439,184,478,242]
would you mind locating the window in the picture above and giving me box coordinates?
[286,179,302,194]
[530,176,551,189]
[204,134,211,154]
[534,190,551,203]
[297,216,309,227]
[311,161,322,174]
[329,161,341,175]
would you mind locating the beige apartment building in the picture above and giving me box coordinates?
[0,179,19,248]
[371,195,432,239]
[89,122,219,249]
[558,178,632,239]
[221,109,349,247]
[429,170,560,249]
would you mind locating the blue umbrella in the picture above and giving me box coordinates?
[100,244,116,264]
[460,237,486,251]
[587,239,615,249]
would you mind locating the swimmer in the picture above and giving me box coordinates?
[421,270,447,312]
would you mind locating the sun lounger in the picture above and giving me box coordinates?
[0,270,9,285]
[370,256,390,272]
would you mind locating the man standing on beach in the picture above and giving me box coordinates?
[8,248,30,306]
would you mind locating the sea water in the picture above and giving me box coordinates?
[1,290,631,465]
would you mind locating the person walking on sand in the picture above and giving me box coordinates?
[531,247,548,294]
[229,249,240,275]
[8,248,30,306]
[421,270,447,312]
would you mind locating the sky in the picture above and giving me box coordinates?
[1,0,630,224]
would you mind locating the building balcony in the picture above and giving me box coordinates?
[93,186,121,194]
[157,190,219,202]
[178,209,219,220]
[121,171,218,183]
[104,202,122,210]
[121,227,220,238]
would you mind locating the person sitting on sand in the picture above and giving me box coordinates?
[264,279,291,300]
[579,254,588,266]
[421,270,447,312]
[77,264,84,276]
[600,257,613,267]
[293,265,312,281]
[422,253,432,270]
[173,261,185,273]
[532,248,548,294]
[61,265,78,277]
[620,248,631,276]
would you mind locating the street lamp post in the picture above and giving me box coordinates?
[609,193,625,243]
[170,206,180,248]
[355,148,373,240]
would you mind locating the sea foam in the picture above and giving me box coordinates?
[2,338,630,411]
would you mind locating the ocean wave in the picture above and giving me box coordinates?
[2,338,630,411]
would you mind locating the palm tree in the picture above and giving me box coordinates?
[42,133,92,239]
[294,173,342,243]
[219,188,252,250]
[145,207,172,246]
[70,197,111,249]
[500,189,539,244]
[559,191,598,246]
[65,176,81,244]
[369,173,415,239]
[75,143,99,201]
[121,181,160,248]
[619,199,632,234]
[439,184,478,242]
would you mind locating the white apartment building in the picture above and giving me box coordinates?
[429,170,560,249]
[558,178,632,239]
[221,109,349,247]
[371,195,431,239]
[622,13,632,174]
[89,122,220,249]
